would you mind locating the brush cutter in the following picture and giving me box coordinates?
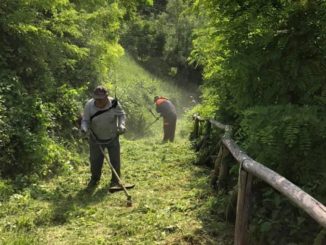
[89,129,134,207]
[143,116,160,132]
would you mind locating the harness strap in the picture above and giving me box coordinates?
[90,99,118,121]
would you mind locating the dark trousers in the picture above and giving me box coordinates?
[89,137,120,185]
[163,116,177,142]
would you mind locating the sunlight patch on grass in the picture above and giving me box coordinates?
[0,127,233,244]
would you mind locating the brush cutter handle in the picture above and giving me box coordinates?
[143,116,160,132]
[97,144,131,197]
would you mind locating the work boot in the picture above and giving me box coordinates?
[86,179,98,191]
[108,182,135,193]
[108,181,121,193]
[109,181,120,188]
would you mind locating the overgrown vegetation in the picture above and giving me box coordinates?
[121,0,202,85]
[0,34,206,242]
[190,0,326,243]
[0,0,146,177]
[1,0,325,243]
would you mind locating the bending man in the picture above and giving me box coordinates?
[154,96,177,142]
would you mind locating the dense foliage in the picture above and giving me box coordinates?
[121,0,202,85]
[1,0,325,243]
[0,0,142,178]
[190,0,326,243]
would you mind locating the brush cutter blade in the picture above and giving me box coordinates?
[109,183,135,193]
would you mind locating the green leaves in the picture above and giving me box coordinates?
[121,0,201,83]
[0,0,133,177]
[190,1,326,242]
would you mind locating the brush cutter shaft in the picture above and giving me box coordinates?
[89,130,131,198]
[97,144,130,197]
[144,117,160,131]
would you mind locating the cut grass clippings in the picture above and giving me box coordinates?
[0,122,233,245]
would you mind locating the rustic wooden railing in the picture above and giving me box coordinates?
[191,115,326,245]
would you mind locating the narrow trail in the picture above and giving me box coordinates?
[0,119,233,244]
[0,54,234,244]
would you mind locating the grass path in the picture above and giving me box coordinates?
[0,121,233,245]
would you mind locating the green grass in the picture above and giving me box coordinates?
[109,53,197,107]
[0,54,232,244]
[108,54,198,121]
[0,122,233,244]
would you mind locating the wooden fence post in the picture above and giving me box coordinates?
[219,146,230,189]
[211,145,230,189]
[234,161,252,245]
[211,145,223,188]
[195,116,326,242]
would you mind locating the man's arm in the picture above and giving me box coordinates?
[81,101,91,133]
[156,105,163,116]
[114,101,126,134]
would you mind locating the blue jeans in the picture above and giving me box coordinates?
[89,137,120,185]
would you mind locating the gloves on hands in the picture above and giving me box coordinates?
[80,125,89,139]
[80,124,126,137]
[117,125,126,135]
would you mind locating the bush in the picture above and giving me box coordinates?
[0,76,84,177]
[237,105,326,244]
[238,105,326,184]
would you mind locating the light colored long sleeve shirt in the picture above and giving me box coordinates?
[81,97,126,140]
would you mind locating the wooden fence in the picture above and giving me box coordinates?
[191,115,326,245]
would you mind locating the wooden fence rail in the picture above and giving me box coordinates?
[192,115,326,245]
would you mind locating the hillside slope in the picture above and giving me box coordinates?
[0,55,233,244]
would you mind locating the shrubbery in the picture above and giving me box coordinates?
[0,0,145,178]
[0,75,84,177]
[121,0,202,85]
[190,0,326,243]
